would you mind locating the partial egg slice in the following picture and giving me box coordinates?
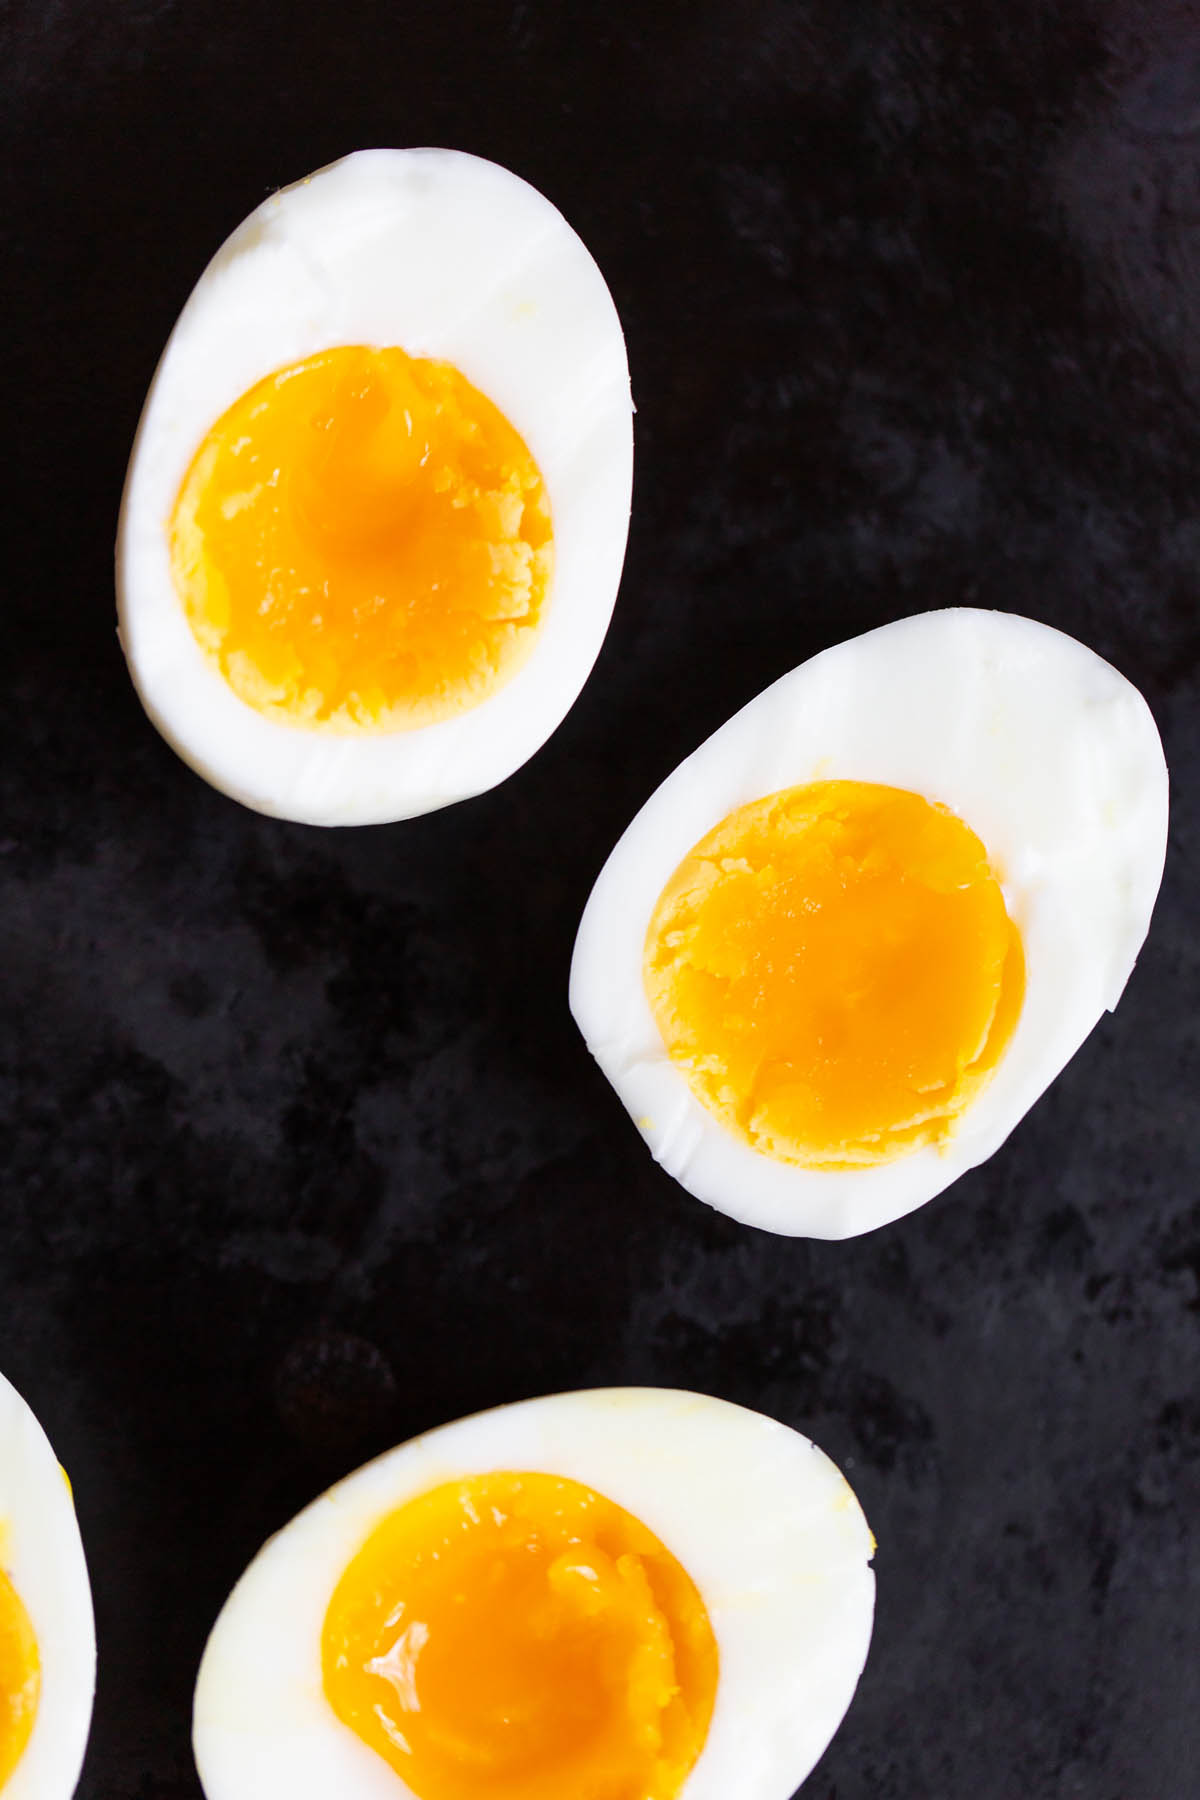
[0,1371,95,1799]
[570,609,1169,1238]
[193,1388,875,1800]
[117,148,632,824]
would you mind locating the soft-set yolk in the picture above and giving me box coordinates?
[169,346,553,730]
[321,1471,718,1800]
[644,781,1025,1167]
[0,1565,40,1789]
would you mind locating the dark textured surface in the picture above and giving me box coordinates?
[2,2,1198,1796]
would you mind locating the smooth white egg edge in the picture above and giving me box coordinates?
[0,1371,96,1800]
[116,148,633,825]
[192,1388,875,1800]
[569,608,1170,1239]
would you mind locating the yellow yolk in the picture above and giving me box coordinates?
[169,346,553,730]
[321,1471,718,1800]
[644,781,1025,1167]
[0,1566,40,1789]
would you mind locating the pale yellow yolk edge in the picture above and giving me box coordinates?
[321,1471,718,1800]
[0,1562,40,1790]
[644,780,1026,1168]
[169,346,554,731]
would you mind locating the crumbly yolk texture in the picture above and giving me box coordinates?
[321,1471,718,1800]
[0,1565,40,1789]
[644,781,1025,1167]
[169,346,553,730]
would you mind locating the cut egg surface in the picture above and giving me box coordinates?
[117,148,632,824]
[570,609,1169,1239]
[193,1389,875,1800]
[0,1371,95,1800]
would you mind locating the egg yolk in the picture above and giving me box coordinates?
[644,780,1025,1167]
[0,1566,40,1788]
[169,346,553,730]
[321,1471,718,1800]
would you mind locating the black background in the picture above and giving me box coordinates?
[2,3,1198,1796]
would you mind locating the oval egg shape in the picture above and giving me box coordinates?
[0,1370,96,1800]
[570,609,1169,1238]
[117,148,633,825]
[193,1388,875,1800]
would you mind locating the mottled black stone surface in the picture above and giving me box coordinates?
[2,3,1198,1796]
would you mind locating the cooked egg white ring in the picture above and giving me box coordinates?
[570,609,1169,1239]
[0,1370,96,1800]
[117,148,633,825]
[193,1388,875,1800]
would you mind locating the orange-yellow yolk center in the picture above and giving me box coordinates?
[644,780,1025,1167]
[0,1564,40,1789]
[321,1471,718,1800]
[169,346,553,731]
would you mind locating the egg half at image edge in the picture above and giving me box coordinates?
[570,608,1170,1239]
[116,148,633,825]
[0,1371,95,1800]
[192,1388,875,1800]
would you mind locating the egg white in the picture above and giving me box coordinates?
[116,148,633,825]
[193,1388,875,1800]
[0,1370,96,1800]
[570,608,1169,1239]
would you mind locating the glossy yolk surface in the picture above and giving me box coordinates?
[0,1565,40,1789]
[322,1471,718,1800]
[644,781,1025,1167]
[169,346,553,731]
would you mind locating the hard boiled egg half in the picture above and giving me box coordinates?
[117,149,632,825]
[571,609,1169,1238]
[193,1388,875,1800]
[0,1371,95,1799]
